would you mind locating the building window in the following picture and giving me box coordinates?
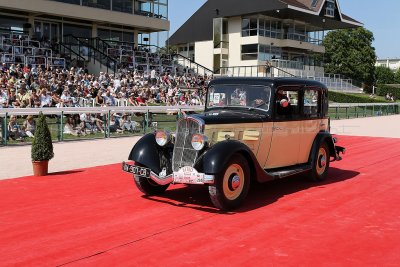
[113,0,134,14]
[241,44,282,61]
[257,19,282,39]
[325,0,335,17]
[82,0,111,10]
[241,44,258,60]
[51,0,81,5]
[63,23,91,38]
[259,45,281,61]
[311,0,319,7]
[241,18,258,37]
[135,0,168,19]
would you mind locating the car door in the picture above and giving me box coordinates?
[264,88,301,169]
[298,87,322,164]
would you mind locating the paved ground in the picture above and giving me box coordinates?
[1,115,399,180]
[1,135,399,266]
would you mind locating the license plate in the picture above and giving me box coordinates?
[173,166,204,184]
[122,162,151,178]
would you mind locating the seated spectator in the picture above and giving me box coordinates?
[30,89,41,108]
[60,89,73,107]
[63,116,85,136]
[80,113,94,133]
[40,89,52,107]
[22,115,36,138]
[0,87,8,107]
[128,93,138,106]
[120,114,137,132]
[93,113,105,133]
[7,115,25,141]
[95,89,106,106]
[109,114,122,133]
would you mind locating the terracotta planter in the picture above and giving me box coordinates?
[32,160,49,176]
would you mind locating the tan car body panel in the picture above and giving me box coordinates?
[204,123,268,162]
[204,118,329,170]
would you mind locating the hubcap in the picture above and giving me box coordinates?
[223,164,244,200]
[231,175,241,190]
[316,148,327,175]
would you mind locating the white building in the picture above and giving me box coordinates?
[168,0,362,78]
[376,58,400,72]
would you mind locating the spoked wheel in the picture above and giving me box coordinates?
[134,164,169,195]
[309,142,330,181]
[209,154,250,210]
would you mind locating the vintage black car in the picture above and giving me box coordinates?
[123,77,345,210]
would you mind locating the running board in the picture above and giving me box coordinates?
[266,164,311,179]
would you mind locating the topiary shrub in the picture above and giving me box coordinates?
[31,112,54,161]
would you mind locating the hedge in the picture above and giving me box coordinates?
[376,84,400,100]
[328,91,387,103]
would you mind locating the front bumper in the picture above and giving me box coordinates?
[122,162,215,185]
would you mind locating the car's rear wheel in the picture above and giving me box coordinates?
[133,164,169,195]
[209,154,250,210]
[309,142,330,181]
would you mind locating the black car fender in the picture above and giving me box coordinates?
[309,132,336,164]
[128,133,164,174]
[198,140,273,182]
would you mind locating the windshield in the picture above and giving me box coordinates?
[206,84,272,112]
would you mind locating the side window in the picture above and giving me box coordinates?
[303,88,320,118]
[275,89,299,118]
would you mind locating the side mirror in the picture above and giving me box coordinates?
[280,99,289,108]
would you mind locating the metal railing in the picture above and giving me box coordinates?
[0,106,203,146]
[1,103,398,146]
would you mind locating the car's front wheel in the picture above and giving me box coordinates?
[209,154,250,210]
[133,164,169,195]
[309,142,330,181]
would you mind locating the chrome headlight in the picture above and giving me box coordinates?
[155,130,171,147]
[191,134,208,151]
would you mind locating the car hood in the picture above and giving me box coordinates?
[192,109,268,124]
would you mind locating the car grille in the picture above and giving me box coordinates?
[172,117,202,172]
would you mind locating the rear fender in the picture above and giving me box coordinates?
[309,132,336,165]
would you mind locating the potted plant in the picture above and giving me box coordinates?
[31,112,54,176]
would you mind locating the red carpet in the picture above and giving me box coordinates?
[0,136,399,266]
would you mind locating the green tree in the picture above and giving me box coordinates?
[31,112,54,161]
[375,66,395,85]
[395,68,400,84]
[323,27,376,90]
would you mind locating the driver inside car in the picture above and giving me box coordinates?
[276,89,291,115]
[252,88,269,109]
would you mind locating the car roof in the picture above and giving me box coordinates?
[208,77,327,90]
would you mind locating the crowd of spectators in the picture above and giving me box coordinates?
[0,63,211,109]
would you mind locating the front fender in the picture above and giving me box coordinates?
[200,140,272,182]
[128,133,162,173]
